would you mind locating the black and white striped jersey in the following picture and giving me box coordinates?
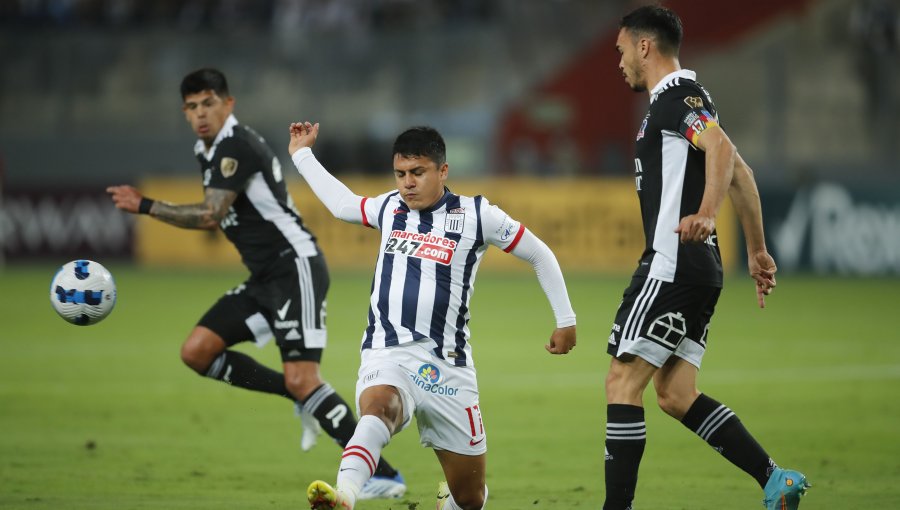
[194,115,318,278]
[632,69,723,287]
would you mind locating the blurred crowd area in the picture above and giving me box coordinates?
[0,0,533,31]
[0,0,897,186]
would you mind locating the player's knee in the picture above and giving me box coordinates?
[180,340,217,374]
[655,390,693,419]
[284,373,321,401]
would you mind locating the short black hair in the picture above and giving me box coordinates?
[620,5,683,56]
[180,68,230,100]
[392,126,446,167]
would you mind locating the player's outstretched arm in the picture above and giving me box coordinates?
[106,185,235,230]
[729,153,776,308]
[288,121,369,225]
[501,225,577,355]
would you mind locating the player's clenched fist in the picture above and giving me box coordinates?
[545,326,577,355]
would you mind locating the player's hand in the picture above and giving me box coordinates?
[545,326,576,355]
[288,121,319,155]
[106,185,142,214]
[748,250,777,308]
[675,213,716,243]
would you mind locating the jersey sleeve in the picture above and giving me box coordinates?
[480,197,575,327]
[480,198,526,253]
[206,138,256,191]
[360,190,396,230]
[292,146,386,228]
[659,90,720,149]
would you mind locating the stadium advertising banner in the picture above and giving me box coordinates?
[135,177,738,274]
[764,182,900,275]
[0,188,134,261]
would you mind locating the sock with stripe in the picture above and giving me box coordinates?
[335,414,392,501]
[204,351,292,399]
[603,404,646,510]
[300,384,399,478]
[681,393,776,488]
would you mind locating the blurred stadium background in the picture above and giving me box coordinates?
[2,1,899,509]
[1,0,898,274]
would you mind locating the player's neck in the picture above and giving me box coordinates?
[645,58,681,96]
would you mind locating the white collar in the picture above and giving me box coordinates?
[194,114,239,159]
[649,69,696,102]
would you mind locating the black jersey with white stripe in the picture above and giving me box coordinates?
[632,69,723,287]
[195,115,318,278]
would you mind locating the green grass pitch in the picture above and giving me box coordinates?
[1,264,899,509]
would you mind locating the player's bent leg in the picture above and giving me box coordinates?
[183,326,293,398]
[180,326,227,374]
[653,356,700,420]
[434,449,486,510]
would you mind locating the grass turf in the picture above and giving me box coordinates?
[1,264,898,509]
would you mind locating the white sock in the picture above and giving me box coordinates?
[336,415,391,500]
[442,484,489,510]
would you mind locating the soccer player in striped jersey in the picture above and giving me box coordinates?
[605,6,809,510]
[107,68,404,499]
[289,122,577,510]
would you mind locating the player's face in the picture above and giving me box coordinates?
[616,28,646,92]
[393,154,448,210]
[182,90,235,147]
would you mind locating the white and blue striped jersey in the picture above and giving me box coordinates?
[292,147,576,368]
[357,189,525,366]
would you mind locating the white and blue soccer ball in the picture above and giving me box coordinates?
[49,260,117,326]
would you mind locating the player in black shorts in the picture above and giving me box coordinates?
[604,7,809,510]
[107,68,405,499]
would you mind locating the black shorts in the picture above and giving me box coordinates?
[198,253,329,363]
[607,275,720,368]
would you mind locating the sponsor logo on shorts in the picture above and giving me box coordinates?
[274,319,300,329]
[363,370,380,383]
[410,364,459,397]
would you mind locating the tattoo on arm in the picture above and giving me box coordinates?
[151,188,238,230]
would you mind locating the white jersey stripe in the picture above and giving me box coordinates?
[245,172,318,258]
[648,130,689,282]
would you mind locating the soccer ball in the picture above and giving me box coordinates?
[49,260,117,325]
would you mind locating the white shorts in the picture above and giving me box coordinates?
[355,342,486,455]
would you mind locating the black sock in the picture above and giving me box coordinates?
[681,393,776,488]
[204,351,292,399]
[300,383,399,478]
[603,404,646,510]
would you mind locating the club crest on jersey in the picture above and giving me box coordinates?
[220,157,239,178]
[445,208,465,234]
[636,114,649,141]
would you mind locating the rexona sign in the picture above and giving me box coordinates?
[771,183,900,275]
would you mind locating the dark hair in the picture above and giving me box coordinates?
[392,126,446,167]
[180,68,230,99]
[620,5,683,56]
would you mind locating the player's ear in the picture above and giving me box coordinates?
[439,162,449,181]
[639,37,651,59]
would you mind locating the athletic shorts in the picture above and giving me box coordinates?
[197,253,329,363]
[607,275,720,369]
[355,342,486,456]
